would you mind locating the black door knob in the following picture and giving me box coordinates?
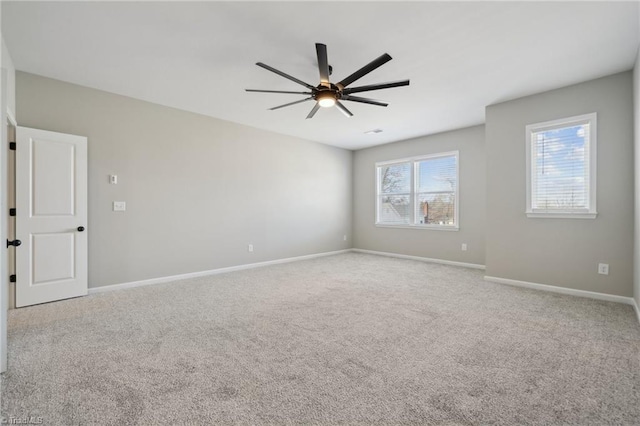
[77,226,85,232]
[6,239,21,248]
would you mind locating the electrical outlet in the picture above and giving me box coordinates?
[248,244,253,252]
[343,235,347,241]
[598,263,609,275]
[461,243,468,251]
[112,201,126,211]
[109,174,118,184]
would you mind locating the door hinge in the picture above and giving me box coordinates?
[9,142,16,151]
[9,208,16,217]
[9,275,16,283]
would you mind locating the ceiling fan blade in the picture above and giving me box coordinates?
[335,101,353,118]
[342,79,410,95]
[341,95,388,107]
[316,43,330,87]
[256,62,316,90]
[306,103,321,119]
[337,53,392,88]
[269,97,314,111]
[246,89,312,95]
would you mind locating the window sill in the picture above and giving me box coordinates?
[526,212,597,219]
[375,224,459,231]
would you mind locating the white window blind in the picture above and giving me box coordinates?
[376,152,459,229]
[526,113,597,218]
[415,156,457,226]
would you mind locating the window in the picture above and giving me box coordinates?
[525,113,597,219]
[376,152,458,230]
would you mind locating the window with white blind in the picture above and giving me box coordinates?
[525,113,597,219]
[376,152,459,229]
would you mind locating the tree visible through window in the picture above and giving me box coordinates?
[378,163,410,224]
[376,152,459,228]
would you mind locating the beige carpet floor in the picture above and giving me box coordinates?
[1,252,639,425]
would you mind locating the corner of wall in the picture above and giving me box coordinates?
[1,37,16,121]
[634,45,640,309]
[0,9,11,370]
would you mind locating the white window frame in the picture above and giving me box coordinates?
[525,113,597,219]
[375,151,459,231]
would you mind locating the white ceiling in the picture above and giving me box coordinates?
[3,1,639,150]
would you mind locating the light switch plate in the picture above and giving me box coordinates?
[113,201,126,212]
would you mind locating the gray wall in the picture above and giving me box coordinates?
[634,49,640,307]
[1,38,15,119]
[486,72,634,297]
[16,72,352,289]
[353,125,486,266]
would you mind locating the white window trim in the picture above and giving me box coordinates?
[375,151,459,231]
[525,113,597,219]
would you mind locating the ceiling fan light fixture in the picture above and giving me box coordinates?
[317,92,336,108]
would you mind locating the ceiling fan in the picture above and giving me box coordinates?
[246,43,410,119]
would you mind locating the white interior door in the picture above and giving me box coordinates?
[15,127,87,307]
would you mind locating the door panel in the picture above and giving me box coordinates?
[32,233,75,284]
[16,127,87,307]
[32,139,75,216]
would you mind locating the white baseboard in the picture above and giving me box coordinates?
[89,249,351,294]
[352,248,486,270]
[484,275,635,306]
[87,249,640,326]
[633,298,640,324]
